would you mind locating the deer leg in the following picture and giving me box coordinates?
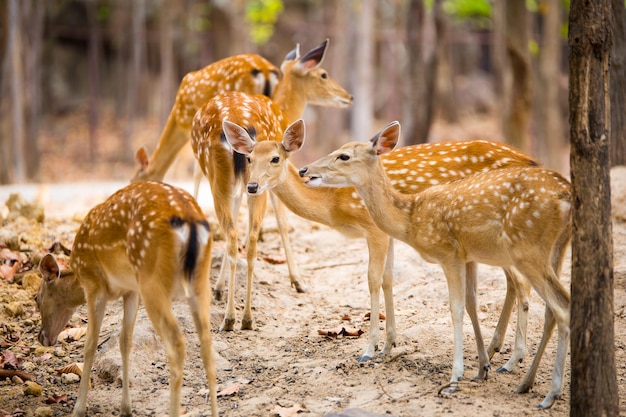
[187,255,218,416]
[488,268,516,357]
[213,192,243,304]
[119,292,139,417]
[269,192,305,293]
[380,238,397,356]
[464,262,490,381]
[440,261,466,391]
[359,236,387,362]
[193,161,203,199]
[496,270,530,373]
[241,193,267,330]
[73,285,108,417]
[514,262,570,409]
[141,285,186,417]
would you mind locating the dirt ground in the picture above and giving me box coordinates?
[1,173,626,417]
[1,109,625,416]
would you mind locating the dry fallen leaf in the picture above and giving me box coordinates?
[216,383,240,397]
[58,327,87,342]
[0,263,18,281]
[262,256,286,265]
[271,404,306,417]
[57,362,83,377]
[45,393,69,404]
[364,312,386,321]
[317,327,364,338]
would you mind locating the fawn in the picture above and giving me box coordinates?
[35,181,218,417]
[299,121,571,409]
[224,120,541,370]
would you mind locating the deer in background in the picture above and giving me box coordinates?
[132,39,352,197]
[191,91,311,331]
[35,182,218,417]
[225,120,539,369]
[135,39,351,299]
[299,121,571,409]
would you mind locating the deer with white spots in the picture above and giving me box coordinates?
[132,39,352,196]
[225,119,543,370]
[35,182,218,417]
[299,121,571,409]
[191,91,308,331]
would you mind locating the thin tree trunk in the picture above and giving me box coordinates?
[536,0,563,171]
[350,0,375,142]
[403,0,437,145]
[491,0,507,136]
[88,0,101,163]
[505,0,532,153]
[569,0,619,415]
[8,0,26,183]
[0,0,9,183]
[610,0,626,166]
[159,0,177,127]
[124,0,146,162]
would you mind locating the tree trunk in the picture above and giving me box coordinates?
[505,0,532,153]
[535,0,563,171]
[350,0,375,142]
[403,0,437,145]
[124,0,146,162]
[568,0,619,415]
[8,0,26,183]
[491,0,507,137]
[87,0,101,163]
[610,0,626,166]
[159,0,177,128]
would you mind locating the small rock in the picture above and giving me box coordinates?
[12,375,24,384]
[34,406,54,417]
[5,193,45,223]
[24,380,43,396]
[61,372,80,384]
[21,272,41,293]
[5,301,25,317]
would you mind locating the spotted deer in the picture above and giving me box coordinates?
[35,182,218,417]
[132,39,352,193]
[299,121,571,409]
[225,121,539,367]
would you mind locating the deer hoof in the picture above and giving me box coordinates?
[241,319,253,330]
[220,318,235,332]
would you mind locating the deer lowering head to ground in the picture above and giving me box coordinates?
[299,121,571,409]
[132,39,352,191]
[226,121,541,370]
[35,182,217,417]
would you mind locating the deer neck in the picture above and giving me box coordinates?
[355,162,415,242]
[60,271,88,308]
[273,162,335,222]
[272,77,307,123]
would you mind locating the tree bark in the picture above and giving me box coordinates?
[350,0,375,142]
[8,0,26,183]
[403,0,437,145]
[535,0,563,171]
[610,0,626,166]
[491,0,507,136]
[569,0,619,415]
[505,0,532,153]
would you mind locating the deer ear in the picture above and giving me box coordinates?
[39,254,61,283]
[282,119,306,153]
[222,121,255,155]
[283,43,300,62]
[370,121,400,156]
[135,146,150,171]
[295,39,328,73]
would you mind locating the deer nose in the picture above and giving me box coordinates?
[298,167,308,177]
[247,183,259,194]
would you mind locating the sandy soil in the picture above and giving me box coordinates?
[1,175,625,417]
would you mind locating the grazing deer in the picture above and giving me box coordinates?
[35,182,218,417]
[299,121,571,409]
[225,120,539,369]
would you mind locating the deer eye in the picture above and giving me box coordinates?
[321,72,328,79]
[338,154,350,161]
[246,156,251,163]
[270,156,280,164]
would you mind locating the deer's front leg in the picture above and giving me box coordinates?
[119,292,140,416]
[241,193,267,330]
[380,238,397,356]
[464,262,490,381]
[441,262,466,392]
[270,192,306,293]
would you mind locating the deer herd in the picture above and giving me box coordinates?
[34,39,573,416]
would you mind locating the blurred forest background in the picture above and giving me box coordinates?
[1,0,625,184]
